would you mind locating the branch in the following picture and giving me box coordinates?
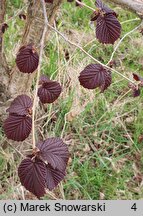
[109,0,143,18]
[47,23,134,84]
[32,0,48,149]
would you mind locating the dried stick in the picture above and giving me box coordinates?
[121,18,140,24]
[32,0,48,149]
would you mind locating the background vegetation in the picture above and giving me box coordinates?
[0,0,143,199]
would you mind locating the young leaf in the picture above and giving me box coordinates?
[16,44,39,73]
[19,14,26,20]
[96,0,117,17]
[45,164,66,190]
[1,23,8,33]
[18,158,46,199]
[7,95,33,116]
[91,0,121,44]
[96,14,121,44]
[38,76,62,104]
[128,83,140,97]
[37,138,69,171]
[3,114,32,141]
[133,73,143,82]
[79,63,112,92]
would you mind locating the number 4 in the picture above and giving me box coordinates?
[131,203,137,211]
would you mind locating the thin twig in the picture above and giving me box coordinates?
[75,0,95,11]
[7,141,25,158]
[121,18,140,24]
[47,23,135,84]
[107,22,142,65]
[32,0,48,149]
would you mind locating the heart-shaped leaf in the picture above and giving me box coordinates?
[37,138,69,171]
[96,13,121,44]
[16,44,39,73]
[79,64,112,92]
[38,76,62,104]
[3,114,32,141]
[18,158,46,198]
[7,95,33,116]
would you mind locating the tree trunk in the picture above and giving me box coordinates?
[0,0,62,121]
[109,0,143,17]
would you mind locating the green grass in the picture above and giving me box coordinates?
[0,0,143,199]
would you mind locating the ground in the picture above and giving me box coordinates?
[0,0,143,199]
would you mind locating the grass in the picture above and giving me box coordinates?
[0,0,143,199]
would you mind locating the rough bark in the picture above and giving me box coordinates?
[0,0,62,121]
[9,0,62,96]
[109,0,143,18]
[0,0,10,118]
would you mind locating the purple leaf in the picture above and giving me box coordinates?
[38,77,62,104]
[96,13,121,44]
[46,164,66,190]
[45,0,53,3]
[96,0,104,8]
[78,64,112,92]
[132,88,140,97]
[18,158,46,199]
[37,138,69,171]
[16,44,39,73]
[7,95,33,116]
[3,114,32,141]
[1,23,8,33]
[19,14,26,20]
